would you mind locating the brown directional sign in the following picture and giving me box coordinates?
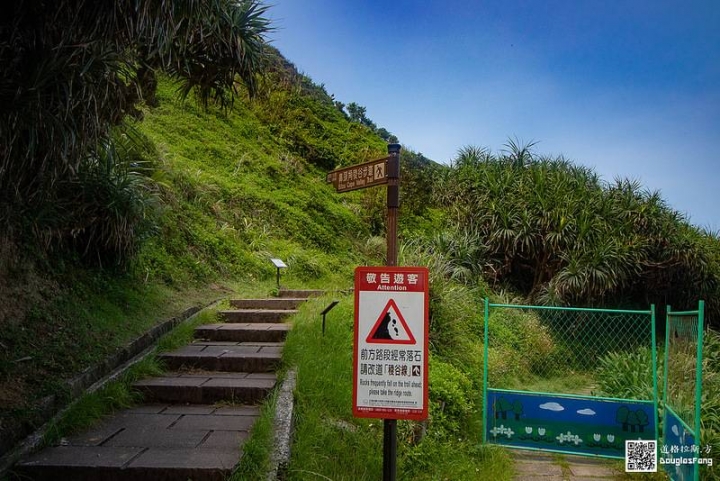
[326,157,389,192]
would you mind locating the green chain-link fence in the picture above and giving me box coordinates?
[483,301,658,458]
[662,301,704,481]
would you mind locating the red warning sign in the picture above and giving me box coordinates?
[366,299,416,344]
[353,266,429,420]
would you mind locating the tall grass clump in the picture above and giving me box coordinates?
[594,332,720,480]
[484,309,557,386]
[595,347,657,400]
[699,330,720,481]
[8,125,160,267]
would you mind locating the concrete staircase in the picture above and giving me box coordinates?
[16,289,318,481]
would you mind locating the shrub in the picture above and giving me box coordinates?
[484,309,557,382]
[31,127,160,266]
[595,347,657,400]
[428,357,474,436]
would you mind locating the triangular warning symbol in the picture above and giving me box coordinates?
[366,299,416,345]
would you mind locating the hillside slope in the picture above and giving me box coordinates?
[0,53,399,457]
[4,43,719,480]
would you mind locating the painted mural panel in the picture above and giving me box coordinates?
[486,389,656,458]
[662,407,698,481]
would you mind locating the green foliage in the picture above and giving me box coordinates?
[596,347,657,399]
[252,48,387,171]
[399,237,488,372]
[1,0,272,240]
[52,125,160,264]
[400,438,513,480]
[437,141,720,326]
[281,297,383,480]
[42,357,163,447]
[700,330,720,481]
[344,101,398,141]
[128,73,384,286]
[428,357,474,436]
[486,309,556,377]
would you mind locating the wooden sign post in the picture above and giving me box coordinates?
[326,143,412,481]
[383,143,400,481]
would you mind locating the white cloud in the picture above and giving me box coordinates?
[539,402,564,412]
[577,408,596,416]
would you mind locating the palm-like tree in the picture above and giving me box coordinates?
[1,0,272,258]
[435,140,720,322]
[1,0,272,218]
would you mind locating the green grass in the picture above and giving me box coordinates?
[133,79,384,290]
[502,372,598,396]
[230,381,281,480]
[41,356,162,448]
[0,271,233,454]
[280,290,515,480]
[39,306,223,447]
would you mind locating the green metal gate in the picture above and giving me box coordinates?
[483,300,658,459]
[662,301,705,481]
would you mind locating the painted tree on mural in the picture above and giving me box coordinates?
[512,400,523,420]
[616,406,630,431]
[494,397,513,420]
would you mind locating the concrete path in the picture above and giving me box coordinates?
[15,289,318,480]
[513,450,620,480]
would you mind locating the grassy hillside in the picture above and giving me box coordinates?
[0,55,395,456]
[3,42,720,480]
[134,78,386,286]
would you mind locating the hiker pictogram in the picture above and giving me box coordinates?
[374,163,385,180]
[366,299,416,344]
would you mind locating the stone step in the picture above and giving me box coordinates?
[16,404,260,481]
[195,323,290,343]
[158,342,282,373]
[134,372,276,405]
[229,298,306,310]
[277,289,324,298]
[219,309,297,323]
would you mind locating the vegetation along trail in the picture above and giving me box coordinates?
[2,1,719,480]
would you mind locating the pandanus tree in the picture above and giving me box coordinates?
[1,0,272,259]
[435,139,720,324]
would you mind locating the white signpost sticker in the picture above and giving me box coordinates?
[353,266,429,420]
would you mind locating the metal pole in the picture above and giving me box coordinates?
[694,300,704,481]
[321,301,339,337]
[482,297,489,444]
[650,305,659,449]
[383,142,401,481]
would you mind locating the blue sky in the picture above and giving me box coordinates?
[267,1,720,230]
